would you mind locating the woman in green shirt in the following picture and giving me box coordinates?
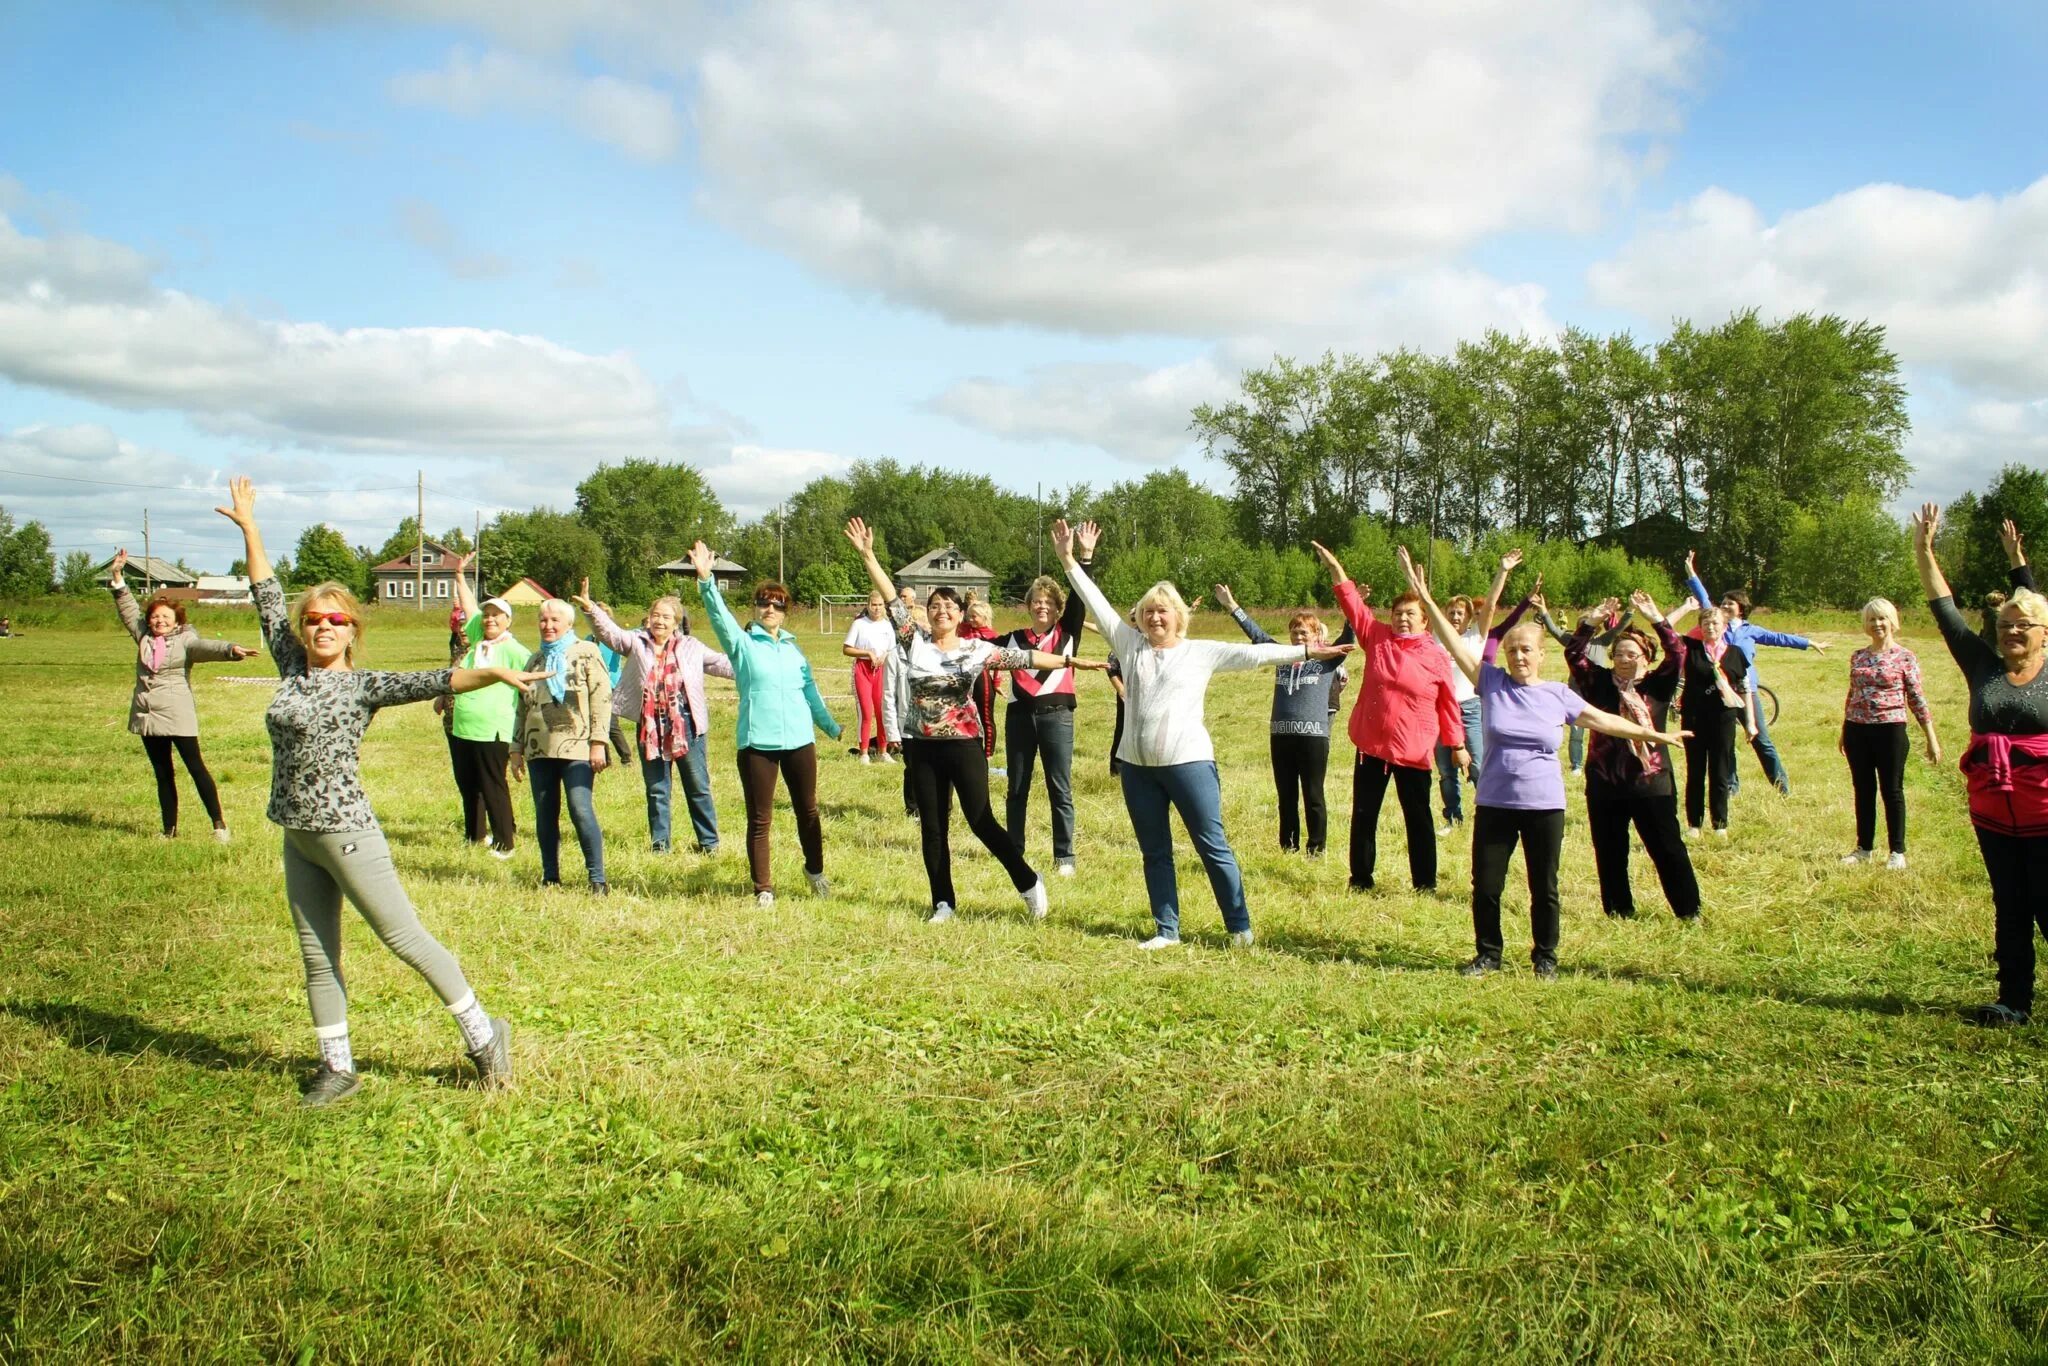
[446,573,528,856]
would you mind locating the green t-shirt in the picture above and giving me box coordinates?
[451,613,527,742]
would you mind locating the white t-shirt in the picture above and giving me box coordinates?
[1441,627,1482,704]
[843,614,896,657]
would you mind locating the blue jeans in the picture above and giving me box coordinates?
[1435,697,1483,823]
[1119,761,1249,939]
[530,756,605,885]
[639,713,718,851]
[1727,692,1788,794]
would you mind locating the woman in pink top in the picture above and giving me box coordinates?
[1839,597,1941,869]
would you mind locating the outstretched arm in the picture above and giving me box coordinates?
[1682,549,1712,617]
[1215,583,1277,645]
[843,516,898,602]
[1053,520,1131,651]
[1400,545,1480,683]
[2004,518,2036,591]
[108,549,144,641]
[1575,702,1687,747]
[214,476,273,587]
[1911,502,1953,602]
[1477,548,1522,638]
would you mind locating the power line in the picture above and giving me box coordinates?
[0,465,418,495]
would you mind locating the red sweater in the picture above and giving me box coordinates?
[1334,580,1464,768]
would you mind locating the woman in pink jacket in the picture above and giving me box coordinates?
[1313,541,1466,893]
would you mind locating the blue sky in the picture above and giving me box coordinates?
[2,0,2043,572]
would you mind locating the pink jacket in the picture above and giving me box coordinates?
[584,602,733,754]
[1334,580,1464,769]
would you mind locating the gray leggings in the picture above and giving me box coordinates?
[284,827,472,1029]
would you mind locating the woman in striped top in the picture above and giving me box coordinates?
[1839,598,1941,869]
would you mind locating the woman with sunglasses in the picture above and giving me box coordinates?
[845,518,1103,923]
[688,543,841,906]
[1913,503,2048,1026]
[216,477,546,1105]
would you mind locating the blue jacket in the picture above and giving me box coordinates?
[697,578,840,752]
[1686,569,1812,688]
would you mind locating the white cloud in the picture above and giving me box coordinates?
[390,46,684,163]
[696,444,856,520]
[1588,177,2048,397]
[1898,377,2048,507]
[0,211,673,457]
[394,197,514,279]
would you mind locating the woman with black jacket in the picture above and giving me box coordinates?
[1669,596,1755,839]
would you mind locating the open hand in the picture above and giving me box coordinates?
[1500,548,1524,574]
[570,576,596,614]
[844,517,875,555]
[227,643,257,661]
[1911,502,1941,549]
[110,548,128,581]
[1309,642,1357,661]
[1212,583,1238,613]
[1310,540,1346,581]
[688,540,716,580]
[1629,588,1659,620]
[2002,518,2025,565]
[214,475,256,529]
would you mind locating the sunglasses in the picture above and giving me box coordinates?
[301,611,354,628]
[754,597,787,610]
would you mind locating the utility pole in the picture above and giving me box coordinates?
[775,504,786,583]
[474,510,483,599]
[415,470,425,611]
[1036,482,1042,577]
[143,509,152,593]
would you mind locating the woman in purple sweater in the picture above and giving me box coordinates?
[1402,550,1687,978]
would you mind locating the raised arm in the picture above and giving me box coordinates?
[576,583,635,656]
[1400,544,1479,684]
[844,517,897,602]
[108,549,144,641]
[2003,519,2036,591]
[1682,549,1712,617]
[1477,547,1522,638]
[453,562,480,622]
[1632,590,1685,683]
[1312,540,1374,639]
[214,475,273,587]
[1215,583,1277,645]
[1053,520,1132,652]
[688,541,746,658]
[1530,588,1570,647]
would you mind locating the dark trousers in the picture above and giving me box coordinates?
[449,735,516,850]
[1683,711,1737,830]
[1585,790,1699,919]
[1271,734,1331,852]
[736,744,822,893]
[1005,705,1076,862]
[1350,756,1436,890]
[1843,721,1908,855]
[907,738,1038,909]
[140,734,223,834]
[1977,828,2048,1014]
[529,756,604,885]
[1471,805,1567,964]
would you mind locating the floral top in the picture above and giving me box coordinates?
[888,601,1033,740]
[255,576,453,832]
[1844,644,1930,728]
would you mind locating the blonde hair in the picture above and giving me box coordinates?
[1133,581,1191,635]
[1501,620,1547,652]
[297,581,365,665]
[2005,587,2048,625]
[1861,597,1900,631]
[1025,575,1066,613]
[538,598,577,626]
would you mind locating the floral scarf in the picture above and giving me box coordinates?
[639,633,691,761]
[1612,673,1662,775]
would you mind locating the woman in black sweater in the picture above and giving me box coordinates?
[1670,597,1754,839]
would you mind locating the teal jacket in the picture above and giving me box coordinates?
[697,578,841,752]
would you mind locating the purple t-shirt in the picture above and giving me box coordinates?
[1476,661,1585,810]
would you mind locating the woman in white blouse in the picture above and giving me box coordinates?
[841,588,897,763]
[1054,519,1350,949]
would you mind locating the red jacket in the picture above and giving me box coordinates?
[1334,580,1464,768]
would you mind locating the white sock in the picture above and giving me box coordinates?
[447,993,494,1052]
[316,1022,354,1074]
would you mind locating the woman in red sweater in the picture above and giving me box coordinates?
[1314,541,1466,892]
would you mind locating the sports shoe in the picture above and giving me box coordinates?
[860,752,872,765]
[589,881,610,896]
[490,845,516,861]
[1885,852,1908,871]
[1055,859,1076,878]
[651,841,671,855]
[1138,934,1181,951]
[806,871,831,898]
[927,902,955,924]
[1532,957,1559,981]
[1840,849,1872,866]
[755,890,776,908]
[1435,821,1454,837]
[1021,879,1049,920]
[990,767,1007,779]
[880,751,897,765]
[212,826,232,845]
[301,1064,361,1108]
[1684,827,1701,842]
[1229,929,1255,948]
[1458,954,1501,978]
[1712,827,1729,840]
[468,1017,512,1088]
[1970,1003,2032,1028]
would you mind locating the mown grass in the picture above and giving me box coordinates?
[2,600,2045,1362]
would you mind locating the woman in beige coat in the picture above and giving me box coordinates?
[109,548,256,840]
[510,598,614,893]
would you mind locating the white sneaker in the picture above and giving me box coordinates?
[1886,852,1908,871]
[490,846,516,861]
[806,871,831,897]
[1229,929,1255,948]
[1138,934,1181,951]
[1684,827,1701,842]
[1712,827,1729,840]
[881,751,897,765]
[1435,821,1454,838]
[754,890,776,908]
[1055,859,1076,878]
[212,827,232,845]
[990,767,1007,779]
[927,902,955,923]
[1841,849,1872,866]
[860,752,872,765]
[1021,879,1049,920]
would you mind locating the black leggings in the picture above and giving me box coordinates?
[1350,756,1436,890]
[905,738,1038,909]
[1978,828,2048,1013]
[448,734,517,850]
[1585,789,1700,919]
[1271,734,1331,853]
[1682,711,1737,830]
[1471,805,1566,963]
[141,734,222,834]
[1842,721,1908,855]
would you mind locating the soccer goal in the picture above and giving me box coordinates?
[816,594,871,634]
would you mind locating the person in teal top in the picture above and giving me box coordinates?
[689,540,841,906]
[448,573,528,855]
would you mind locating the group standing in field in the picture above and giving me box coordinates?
[90,480,2048,1101]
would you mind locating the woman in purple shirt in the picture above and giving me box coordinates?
[1401,549,1687,979]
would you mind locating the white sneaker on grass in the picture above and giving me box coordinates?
[1435,821,1454,838]
[1056,859,1076,878]
[806,871,831,897]
[1841,849,1872,866]
[1684,826,1701,842]
[1022,880,1049,920]
[860,751,872,765]
[1229,929,1255,948]
[755,890,776,908]
[212,826,232,845]
[1886,852,1908,871]
[1712,827,1729,840]
[927,902,955,924]
[1138,934,1181,951]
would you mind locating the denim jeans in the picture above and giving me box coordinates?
[639,712,718,852]
[1727,690,1789,795]
[1435,696,1483,822]
[1119,761,1249,939]
[1005,705,1076,862]
[530,756,605,885]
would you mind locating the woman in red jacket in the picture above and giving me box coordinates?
[1314,541,1466,892]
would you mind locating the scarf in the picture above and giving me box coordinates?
[1703,637,1744,711]
[1612,673,1662,775]
[639,633,691,761]
[146,633,168,672]
[536,636,572,704]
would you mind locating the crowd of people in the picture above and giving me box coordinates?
[92,483,2048,1101]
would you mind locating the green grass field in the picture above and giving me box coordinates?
[2,600,2044,1361]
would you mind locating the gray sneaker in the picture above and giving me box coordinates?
[468,1016,512,1089]
[301,1064,361,1108]
[806,870,831,898]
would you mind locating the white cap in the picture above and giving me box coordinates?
[481,597,513,615]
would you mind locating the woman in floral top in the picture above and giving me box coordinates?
[217,477,545,1106]
[846,517,1104,924]
[1839,597,1941,869]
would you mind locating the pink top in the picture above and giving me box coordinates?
[1844,644,1929,728]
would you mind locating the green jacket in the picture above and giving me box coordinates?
[451,613,528,743]
[697,578,840,752]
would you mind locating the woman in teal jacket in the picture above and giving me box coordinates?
[689,540,842,905]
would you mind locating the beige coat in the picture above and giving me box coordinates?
[514,640,615,760]
[115,585,242,737]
